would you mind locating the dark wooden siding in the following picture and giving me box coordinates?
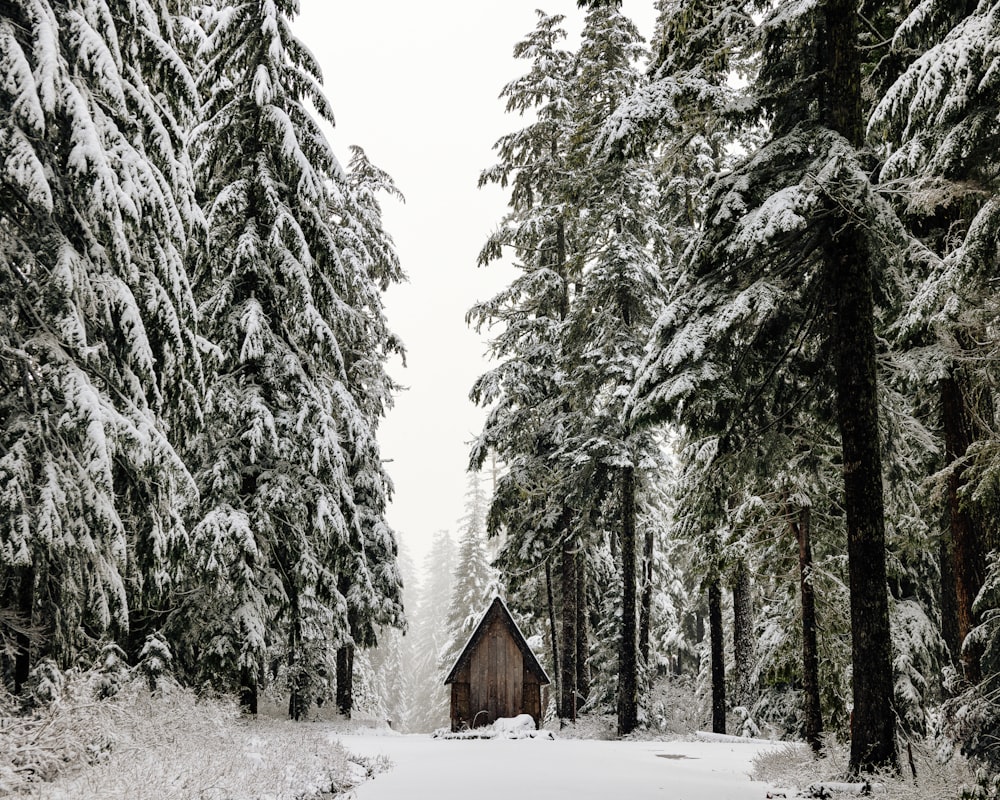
[466,616,524,727]
[523,669,541,725]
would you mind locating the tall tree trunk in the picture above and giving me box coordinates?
[939,527,962,671]
[640,525,654,668]
[14,566,34,694]
[731,559,754,712]
[576,558,590,706]
[559,521,577,721]
[791,502,823,754]
[239,664,258,716]
[618,465,639,735]
[336,644,354,719]
[545,558,561,706]
[941,371,986,683]
[822,0,898,775]
[708,576,726,734]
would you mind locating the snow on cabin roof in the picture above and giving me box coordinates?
[443,595,551,686]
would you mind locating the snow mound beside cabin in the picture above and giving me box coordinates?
[433,715,555,740]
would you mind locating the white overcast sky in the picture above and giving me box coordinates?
[293,1,658,568]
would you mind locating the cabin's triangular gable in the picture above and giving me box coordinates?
[444,596,550,685]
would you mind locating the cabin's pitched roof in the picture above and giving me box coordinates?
[443,596,551,685]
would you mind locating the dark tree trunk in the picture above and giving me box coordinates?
[239,665,258,716]
[576,558,590,706]
[545,558,561,706]
[336,644,354,719]
[288,617,305,721]
[791,503,823,754]
[14,566,34,694]
[731,559,754,712]
[559,524,577,721]
[941,372,987,683]
[639,524,654,668]
[618,466,639,735]
[708,577,726,734]
[939,528,962,671]
[821,0,898,775]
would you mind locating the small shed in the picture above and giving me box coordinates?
[444,596,550,731]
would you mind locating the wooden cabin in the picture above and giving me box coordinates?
[444,596,550,731]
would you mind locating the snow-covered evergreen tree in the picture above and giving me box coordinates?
[469,10,588,722]
[179,0,398,717]
[627,0,933,771]
[407,530,455,732]
[439,471,501,677]
[0,0,201,680]
[561,3,663,735]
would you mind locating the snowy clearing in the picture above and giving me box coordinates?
[340,731,785,800]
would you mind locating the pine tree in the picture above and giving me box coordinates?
[627,0,924,770]
[408,530,455,731]
[561,2,662,736]
[870,0,1000,685]
[469,10,584,722]
[0,0,201,683]
[181,0,380,716]
[330,145,407,720]
[869,0,1000,757]
[440,471,501,677]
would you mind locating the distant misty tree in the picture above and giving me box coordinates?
[407,530,455,732]
[0,0,201,686]
[367,541,419,731]
[440,471,501,677]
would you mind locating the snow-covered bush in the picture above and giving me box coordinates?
[136,633,174,693]
[0,666,382,798]
[751,732,988,800]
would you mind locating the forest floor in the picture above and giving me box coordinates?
[341,730,786,800]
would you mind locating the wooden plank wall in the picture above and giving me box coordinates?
[468,616,524,726]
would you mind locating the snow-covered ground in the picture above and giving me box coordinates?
[339,731,785,800]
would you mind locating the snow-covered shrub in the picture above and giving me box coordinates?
[1,666,382,798]
[892,598,946,737]
[752,734,985,800]
[645,673,708,734]
[26,658,65,707]
[136,633,174,693]
[93,642,130,699]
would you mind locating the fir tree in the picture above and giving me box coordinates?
[469,10,584,722]
[181,0,387,716]
[408,530,455,731]
[440,471,501,677]
[0,0,201,683]
[561,2,662,735]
